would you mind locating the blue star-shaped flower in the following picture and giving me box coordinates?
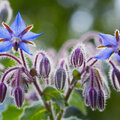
[94,30,120,61]
[0,12,43,55]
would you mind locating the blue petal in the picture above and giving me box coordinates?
[19,42,32,55]
[99,33,117,46]
[94,48,114,60]
[0,27,11,39]
[10,12,26,36]
[0,41,12,52]
[21,32,44,41]
[113,53,120,61]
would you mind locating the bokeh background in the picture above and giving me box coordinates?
[1,0,120,120]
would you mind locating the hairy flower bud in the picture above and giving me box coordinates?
[39,56,51,78]
[97,90,105,111]
[88,88,97,110]
[70,47,84,67]
[55,68,66,90]
[111,67,120,91]
[0,83,7,103]
[14,87,24,108]
[0,1,12,24]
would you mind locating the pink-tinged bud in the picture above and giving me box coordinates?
[55,68,66,90]
[111,67,120,91]
[70,47,84,67]
[97,90,105,111]
[14,87,24,108]
[88,88,97,110]
[0,83,7,103]
[39,56,51,78]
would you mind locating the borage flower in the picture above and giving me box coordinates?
[94,30,120,60]
[0,12,43,55]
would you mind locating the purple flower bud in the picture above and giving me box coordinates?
[70,47,84,67]
[111,67,120,91]
[39,56,51,78]
[88,88,97,110]
[0,83,7,103]
[0,1,12,24]
[14,87,24,108]
[55,68,66,90]
[97,90,105,111]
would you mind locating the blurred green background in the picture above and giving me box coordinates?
[3,0,120,120]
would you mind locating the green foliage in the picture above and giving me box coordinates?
[20,102,47,120]
[68,89,86,115]
[2,104,23,120]
[71,69,81,84]
[63,106,86,119]
[42,86,65,108]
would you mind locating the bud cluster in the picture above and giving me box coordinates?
[83,67,106,111]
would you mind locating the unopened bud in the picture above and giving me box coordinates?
[0,1,12,24]
[39,56,51,78]
[111,67,120,91]
[55,68,66,90]
[88,88,97,110]
[70,47,84,67]
[0,82,7,103]
[97,90,105,111]
[14,87,24,108]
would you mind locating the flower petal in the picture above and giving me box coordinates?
[94,48,114,60]
[0,27,11,39]
[0,41,12,52]
[19,42,32,55]
[10,12,26,36]
[113,53,120,61]
[21,32,44,41]
[99,33,117,46]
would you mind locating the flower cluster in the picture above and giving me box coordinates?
[0,5,120,120]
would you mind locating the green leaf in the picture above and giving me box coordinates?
[71,69,81,84]
[2,104,23,120]
[42,86,65,108]
[68,89,86,115]
[63,106,86,119]
[20,102,47,120]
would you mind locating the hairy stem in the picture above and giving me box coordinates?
[20,49,27,69]
[0,53,22,65]
[1,67,20,82]
[33,79,54,120]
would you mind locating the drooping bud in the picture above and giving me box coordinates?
[88,88,97,110]
[70,46,84,67]
[0,83,7,103]
[97,90,105,111]
[111,67,120,91]
[14,87,24,108]
[39,56,51,78]
[55,68,66,90]
[0,1,12,24]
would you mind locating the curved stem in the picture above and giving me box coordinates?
[1,67,20,82]
[20,49,27,69]
[34,52,45,69]
[17,68,21,87]
[0,53,22,65]
[109,60,115,68]
[33,78,54,120]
